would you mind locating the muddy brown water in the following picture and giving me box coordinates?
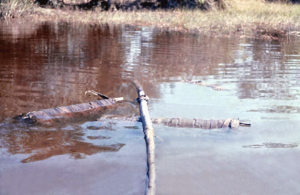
[1,20,300,195]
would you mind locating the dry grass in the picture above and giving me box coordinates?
[0,0,35,19]
[3,0,300,38]
[226,0,300,31]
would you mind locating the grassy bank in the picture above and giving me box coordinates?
[1,0,300,39]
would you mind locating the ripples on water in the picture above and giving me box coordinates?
[0,21,300,195]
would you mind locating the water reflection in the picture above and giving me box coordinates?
[1,20,300,195]
[1,22,300,122]
[1,128,124,163]
[1,24,300,117]
[231,40,300,100]
[0,22,157,120]
[0,22,300,144]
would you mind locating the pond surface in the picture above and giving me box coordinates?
[1,20,300,195]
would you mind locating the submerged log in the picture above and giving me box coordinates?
[132,80,156,195]
[14,98,121,126]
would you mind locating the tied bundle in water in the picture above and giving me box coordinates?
[152,118,240,129]
[99,116,249,129]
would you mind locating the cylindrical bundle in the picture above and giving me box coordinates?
[15,99,118,126]
[98,116,241,129]
[151,118,240,129]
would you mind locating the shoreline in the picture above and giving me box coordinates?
[1,0,300,40]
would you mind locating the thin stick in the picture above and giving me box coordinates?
[85,90,110,99]
[132,80,156,195]
[85,90,124,102]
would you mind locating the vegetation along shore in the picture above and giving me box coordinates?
[1,0,300,39]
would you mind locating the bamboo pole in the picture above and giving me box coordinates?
[132,80,156,195]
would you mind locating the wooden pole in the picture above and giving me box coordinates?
[132,80,156,195]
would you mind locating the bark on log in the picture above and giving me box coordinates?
[132,80,156,195]
[14,98,119,126]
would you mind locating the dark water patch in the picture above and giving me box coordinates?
[87,135,110,140]
[243,142,298,149]
[124,125,140,129]
[86,123,116,131]
[87,125,104,130]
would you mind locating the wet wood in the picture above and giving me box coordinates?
[14,98,121,126]
[132,80,156,195]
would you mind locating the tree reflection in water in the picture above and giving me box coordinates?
[1,128,125,163]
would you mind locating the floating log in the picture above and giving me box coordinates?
[99,116,250,129]
[152,118,240,129]
[132,80,156,195]
[14,94,123,126]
